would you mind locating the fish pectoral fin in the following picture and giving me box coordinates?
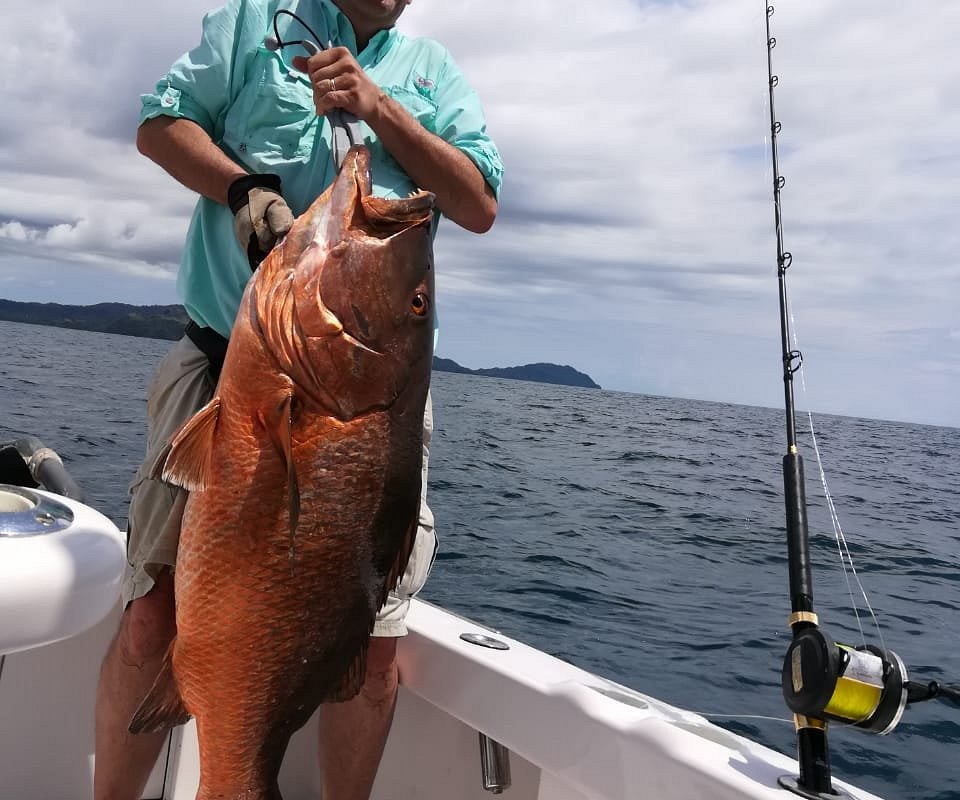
[260,392,300,535]
[160,397,222,491]
[128,643,191,734]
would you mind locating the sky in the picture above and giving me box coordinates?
[1,1,958,428]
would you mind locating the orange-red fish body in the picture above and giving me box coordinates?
[131,147,435,799]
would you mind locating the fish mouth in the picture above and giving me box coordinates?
[359,190,435,237]
[340,146,435,238]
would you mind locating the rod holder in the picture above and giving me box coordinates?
[478,733,511,794]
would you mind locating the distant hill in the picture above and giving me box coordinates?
[0,299,600,389]
[0,299,189,341]
[432,356,600,389]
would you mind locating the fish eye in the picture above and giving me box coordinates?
[410,293,429,317]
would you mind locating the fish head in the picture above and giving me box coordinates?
[262,147,435,419]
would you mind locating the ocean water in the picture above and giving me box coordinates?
[1,319,958,799]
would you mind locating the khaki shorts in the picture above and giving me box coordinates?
[123,335,437,638]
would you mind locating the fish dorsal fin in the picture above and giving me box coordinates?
[321,505,416,704]
[259,391,300,535]
[325,642,369,703]
[318,516,420,704]
[128,642,191,734]
[157,398,222,492]
[378,513,420,611]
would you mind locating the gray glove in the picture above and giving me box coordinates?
[228,173,295,269]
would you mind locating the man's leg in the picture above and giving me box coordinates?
[318,394,437,799]
[95,336,211,798]
[318,637,399,800]
[94,570,176,800]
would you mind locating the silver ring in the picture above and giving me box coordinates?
[328,77,336,92]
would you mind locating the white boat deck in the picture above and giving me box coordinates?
[0,597,884,800]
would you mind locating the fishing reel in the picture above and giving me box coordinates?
[781,628,908,734]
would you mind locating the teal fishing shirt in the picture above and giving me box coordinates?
[140,0,503,338]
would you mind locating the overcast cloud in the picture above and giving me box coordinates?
[1,0,957,427]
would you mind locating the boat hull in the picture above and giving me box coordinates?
[0,596,884,800]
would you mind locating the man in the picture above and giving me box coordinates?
[93,1,502,797]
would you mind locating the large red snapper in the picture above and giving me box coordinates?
[130,146,435,799]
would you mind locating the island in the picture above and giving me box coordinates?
[0,299,601,389]
[432,357,599,389]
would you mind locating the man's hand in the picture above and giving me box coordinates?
[228,174,295,269]
[292,50,498,234]
[292,48,381,120]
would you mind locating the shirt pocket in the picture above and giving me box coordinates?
[225,54,317,163]
[382,85,438,131]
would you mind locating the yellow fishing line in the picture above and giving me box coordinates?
[824,677,882,723]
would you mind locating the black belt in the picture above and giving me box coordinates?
[185,320,229,381]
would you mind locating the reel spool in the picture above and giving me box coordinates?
[782,628,908,735]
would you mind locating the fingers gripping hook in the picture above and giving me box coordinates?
[264,12,362,172]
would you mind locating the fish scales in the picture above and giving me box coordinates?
[130,146,436,799]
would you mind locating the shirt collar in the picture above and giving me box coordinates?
[318,0,401,65]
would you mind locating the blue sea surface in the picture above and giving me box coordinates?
[1,320,958,799]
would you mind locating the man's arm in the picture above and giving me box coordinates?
[137,117,247,206]
[293,49,498,234]
[368,92,498,234]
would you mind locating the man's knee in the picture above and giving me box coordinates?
[362,637,398,699]
[367,637,397,673]
[117,571,176,666]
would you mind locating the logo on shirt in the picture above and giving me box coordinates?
[414,75,435,92]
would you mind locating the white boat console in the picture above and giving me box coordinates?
[0,485,125,656]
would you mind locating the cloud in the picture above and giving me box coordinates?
[0,0,957,425]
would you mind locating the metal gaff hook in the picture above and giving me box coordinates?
[263,9,362,170]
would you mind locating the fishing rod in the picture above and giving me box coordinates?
[763,4,960,798]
